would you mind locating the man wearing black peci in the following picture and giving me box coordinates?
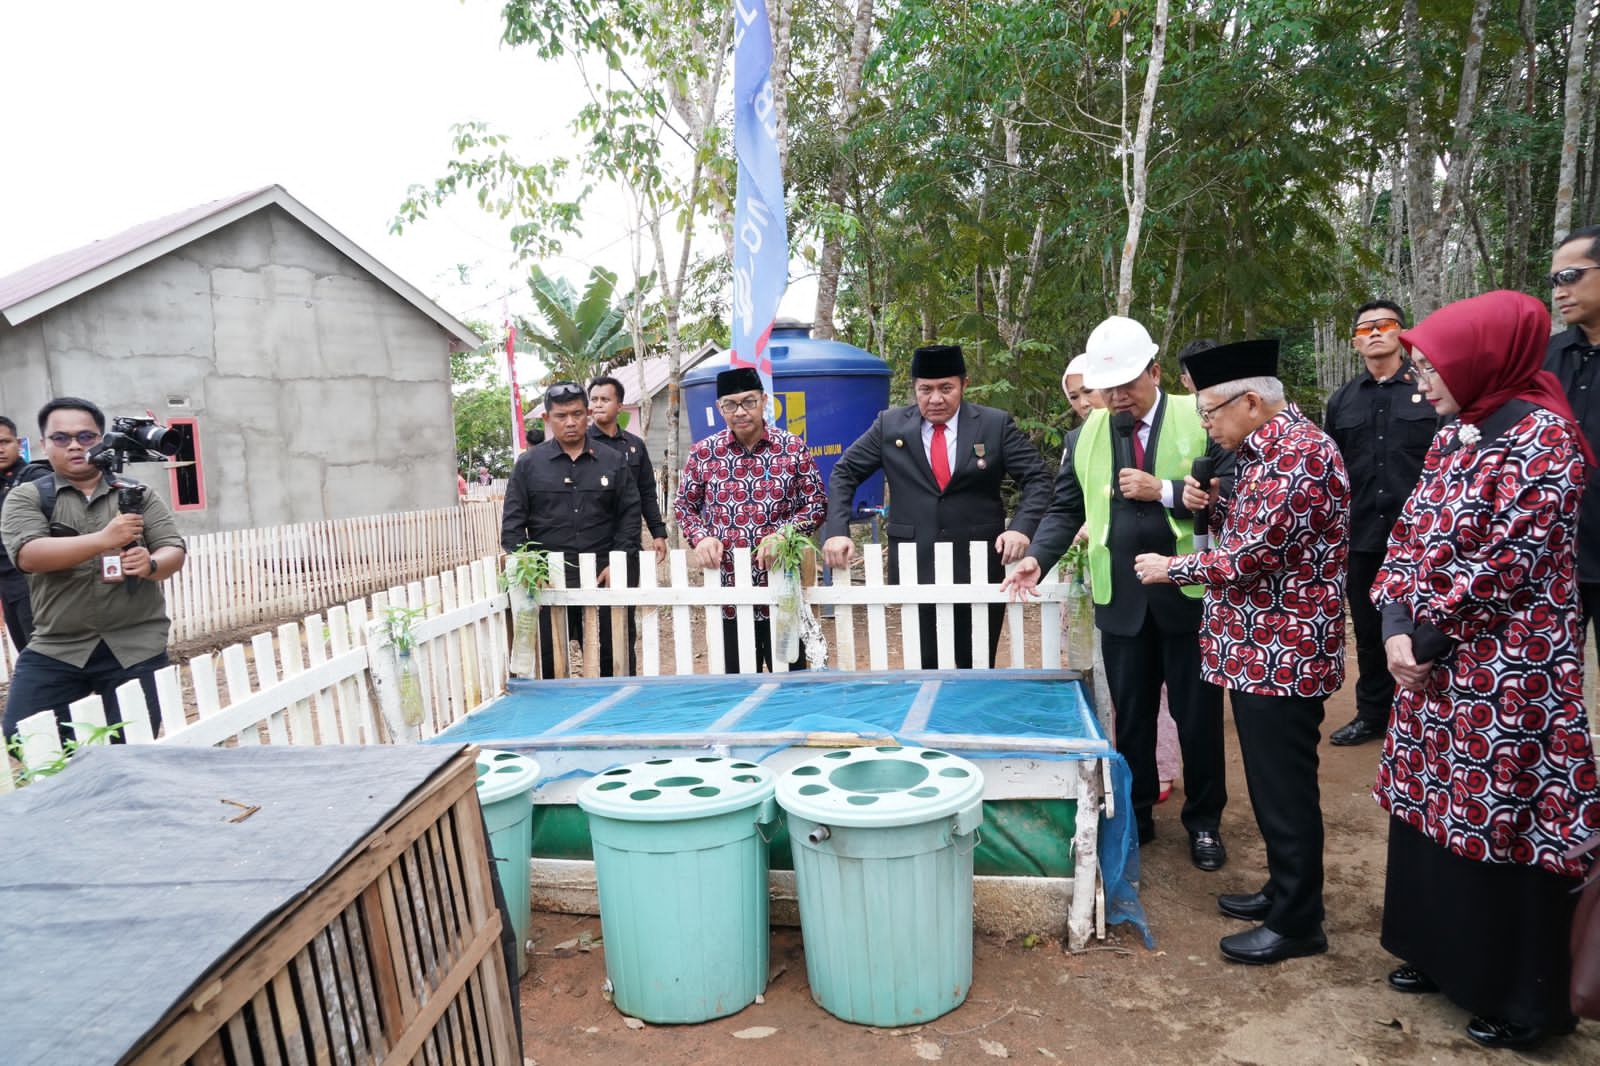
[822,344,1050,668]
[1323,300,1436,747]
[501,381,641,677]
[1003,316,1231,871]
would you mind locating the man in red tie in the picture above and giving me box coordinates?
[823,344,1050,668]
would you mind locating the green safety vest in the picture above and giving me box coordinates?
[1073,398,1208,605]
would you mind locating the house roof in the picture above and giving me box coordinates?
[0,185,483,347]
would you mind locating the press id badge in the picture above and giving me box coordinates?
[100,553,125,583]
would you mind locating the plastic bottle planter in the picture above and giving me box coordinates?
[777,746,985,1027]
[508,583,539,677]
[577,756,779,1024]
[1063,572,1095,670]
[770,568,803,663]
[395,650,425,727]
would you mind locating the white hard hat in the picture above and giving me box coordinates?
[1080,316,1159,389]
[1063,353,1090,378]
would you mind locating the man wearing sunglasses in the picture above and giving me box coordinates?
[501,381,641,677]
[1,397,187,744]
[1546,225,1600,652]
[1322,300,1435,747]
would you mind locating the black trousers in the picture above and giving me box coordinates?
[2,641,167,743]
[722,616,807,673]
[1230,689,1326,938]
[537,604,626,678]
[0,571,32,652]
[1347,550,1395,727]
[1100,614,1226,836]
[1580,581,1600,662]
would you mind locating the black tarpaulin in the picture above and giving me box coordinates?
[0,743,465,1065]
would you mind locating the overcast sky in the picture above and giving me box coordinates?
[0,0,812,354]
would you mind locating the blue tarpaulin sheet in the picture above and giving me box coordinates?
[431,669,1147,942]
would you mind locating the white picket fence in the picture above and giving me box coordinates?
[4,556,511,792]
[520,539,1076,678]
[160,503,502,642]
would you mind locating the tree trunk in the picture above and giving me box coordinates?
[1159,216,1190,357]
[772,0,794,176]
[1115,0,1171,317]
[1553,0,1595,326]
[810,0,875,340]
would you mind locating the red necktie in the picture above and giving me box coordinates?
[1132,423,1146,468]
[931,423,952,490]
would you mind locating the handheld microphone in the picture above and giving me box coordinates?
[1191,455,1215,550]
[1111,411,1136,498]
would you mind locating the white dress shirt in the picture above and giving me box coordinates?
[920,412,960,474]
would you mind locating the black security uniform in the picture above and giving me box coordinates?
[0,458,36,650]
[588,424,666,673]
[1324,360,1436,731]
[1545,326,1600,649]
[501,439,641,677]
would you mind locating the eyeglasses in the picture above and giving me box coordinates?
[1548,265,1600,288]
[1352,318,1402,338]
[46,430,102,447]
[1412,361,1439,379]
[1196,392,1248,425]
[717,396,763,414]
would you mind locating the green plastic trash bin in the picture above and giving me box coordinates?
[475,749,541,977]
[577,756,777,1023]
[777,746,985,1026]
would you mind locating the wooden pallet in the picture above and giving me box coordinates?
[125,748,520,1066]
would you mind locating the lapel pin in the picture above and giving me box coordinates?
[601,475,610,487]
[973,442,987,469]
[1411,394,1421,403]
[894,437,904,448]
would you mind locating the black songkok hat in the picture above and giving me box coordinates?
[716,367,764,397]
[1182,339,1280,391]
[910,344,967,379]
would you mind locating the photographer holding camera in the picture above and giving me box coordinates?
[0,397,187,742]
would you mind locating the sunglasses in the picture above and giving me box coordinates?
[46,430,102,447]
[544,382,586,404]
[1352,318,1402,338]
[1548,265,1600,288]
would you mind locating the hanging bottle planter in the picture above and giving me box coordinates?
[760,525,816,666]
[1059,543,1095,671]
[384,606,428,730]
[504,544,551,677]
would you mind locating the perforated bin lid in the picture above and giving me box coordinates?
[475,749,542,804]
[577,755,776,822]
[775,746,985,828]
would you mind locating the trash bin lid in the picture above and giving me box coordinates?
[475,749,542,804]
[577,755,776,822]
[775,746,984,828]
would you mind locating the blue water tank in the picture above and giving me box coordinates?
[683,323,891,518]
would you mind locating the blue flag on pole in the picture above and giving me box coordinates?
[731,0,786,394]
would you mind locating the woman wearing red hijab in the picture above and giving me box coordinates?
[1372,290,1600,1048]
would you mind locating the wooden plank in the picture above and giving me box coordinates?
[832,562,855,672]
[1005,560,1027,669]
[578,553,601,679]
[638,552,661,676]
[278,622,315,745]
[732,548,756,674]
[359,881,407,1048]
[547,553,569,679]
[702,560,725,676]
[1038,564,1063,670]
[162,650,371,749]
[438,571,467,730]
[222,643,259,746]
[609,549,630,677]
[293,945,333,1066]
[897,541,922,670]
[108,679,154,744]
[250,984,287,1066]
[327,605,364,744]
[933,541,957,670]
[154,665,186,740]
[190,653,222,723]
[862,543,889,671]
[454,565,481,711]
[969,540,991,671]
[271,965,312,1066]
[67,692,107,745]
[669,550,694,675]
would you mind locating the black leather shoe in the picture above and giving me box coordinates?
[1189,830,1226,871]
[1386,964,1438,994]
[1219,924,1327,965]
[1217,891,1271,921]
[1137,820,1156,846]
[1330,717,1384,746]
[1464,1017,1547,1049]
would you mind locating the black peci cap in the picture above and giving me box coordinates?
[910,344,967,379]
[1182,339,1279,391]
[716,367,765,397]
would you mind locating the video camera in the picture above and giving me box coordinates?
[87,416,180,515]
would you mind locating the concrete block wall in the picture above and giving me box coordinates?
[0,206,458,534]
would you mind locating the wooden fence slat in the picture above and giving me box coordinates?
[1038,564,1062,670]
[609,549,630,678]
[669,551,694,676]
[190,654,222,722]
[968,540,991,671]
[303,614,342,743]
[154,665,187,740]
[638,553,661,677]
[221,644,256,745]
[113,680,155,744]
[897,541,922,671]
[252,632,290,745]
[578,554,600,680]
[277,622,313,745]
[933,541,957,670]
[863,543,889,671]
[702,558,725,676]
[1006,560,1028,669]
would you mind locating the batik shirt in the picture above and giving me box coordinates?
[1371,407,1600,877]
[674,426,826,618]
[1167,404,1349,698]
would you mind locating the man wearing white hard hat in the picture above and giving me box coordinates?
[1004,316,1230,871]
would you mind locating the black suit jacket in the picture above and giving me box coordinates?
[1028,393,1231,637]
[825,402,1050,583]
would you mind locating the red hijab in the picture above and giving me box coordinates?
[1398,289,1596,465]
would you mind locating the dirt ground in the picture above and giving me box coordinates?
[515,675,1600,1066]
